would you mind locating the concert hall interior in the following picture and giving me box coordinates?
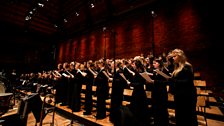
[0,0,223,126]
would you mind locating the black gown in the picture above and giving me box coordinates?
[169,64,198,126]
[71,71,84,112]
[83,69,94,115]
[67,69,76,108]
[128,72,150,126]
[151,68,170,126]
[95,68,109,119]
[110,68,128,125]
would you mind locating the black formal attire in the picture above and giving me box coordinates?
[71,71,84,112]
[151,68,169,126]
[128,71,149,126]
[123,67,134,83]
[55,70,68,105]
[67,69,76,108]
[61,71,69,105]
[55,71,62,104]
[110,68,128,125]
[95,68,109,119]
[169,64,198,126]
[83,69,94,115]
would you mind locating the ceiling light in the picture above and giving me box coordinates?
[54,24,58,28]
[25,16,31,21]
[151,11,154,15]
[151,10,156,17]
[75,12,79,16]
[38,3,44,7]
[90,3,94,8]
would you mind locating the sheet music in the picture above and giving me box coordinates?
[154,69,171,79]
[62,73,70,77]
[120,73,131,84]
[22,80,26,85]
[103,71,112,81]
[140,72,153,83]
[88,68,97,76]
[126,67,135,76]
[146,71,153,76]
[77,69,87,77]
[66,70,74,78]
[54,70,62,77]
[119,73,128,81]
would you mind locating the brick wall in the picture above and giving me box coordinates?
[57,0,224,85]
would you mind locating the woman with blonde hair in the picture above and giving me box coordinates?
[169,49,198,126]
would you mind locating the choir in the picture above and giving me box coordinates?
[14,48,198,126]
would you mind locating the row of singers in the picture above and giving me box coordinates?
[17,49,198,126]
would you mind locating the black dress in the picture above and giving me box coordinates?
[128,72,149,126]
[67,69,76,108]
[169,64,198,126]
[123,67,134,82]
[95,68,109,119]
[110,68,128,125]
[151,68,169,126]
[71,71,84,112]
[83,69,94,115]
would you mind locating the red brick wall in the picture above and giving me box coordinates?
[57,0,224,85]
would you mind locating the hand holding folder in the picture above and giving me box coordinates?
[119,73,131,85]
[154,69,171,79]
[139,72,154,83]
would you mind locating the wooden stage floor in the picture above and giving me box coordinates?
[1,87,224,126]
[25,101,224,126]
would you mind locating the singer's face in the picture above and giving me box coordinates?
[153,61,160,69]
[172,55,179,64]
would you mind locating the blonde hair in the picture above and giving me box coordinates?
[171,49,192,76]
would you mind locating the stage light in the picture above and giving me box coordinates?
[90,3,94,8]
[75,12,79,16]
[38,3,44,7]
[25,16,31,21]
[151,10,154,15]
[63,19,67,23]
[54,24,58,28]
[151,10,157,17]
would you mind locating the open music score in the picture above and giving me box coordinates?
[119,73,131,84]
[154,69,171,79]
[140,72,154,83]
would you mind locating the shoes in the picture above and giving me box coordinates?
[83,111,91,115]
[95,115,106,119]
[72,109,80,112]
